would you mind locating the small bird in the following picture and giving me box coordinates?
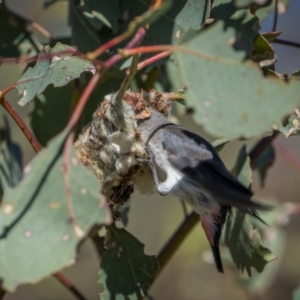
[137,109,268,273]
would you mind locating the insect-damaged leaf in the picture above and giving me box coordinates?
[99,225,159,300]
[225,146,276,275]
[168,22,300,139]
[0,131,111,291]
[15,43,95,106]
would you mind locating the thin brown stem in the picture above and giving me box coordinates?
[103,28,146,69]
[137,51,171,71]
[66,72,100,131]
[53,272,87,300]
[273,39,300,49]
[0,97,41,153]
[274,139,300,172]
[2,0,53,42]
[272,0,278,32]
[157,212,198,270]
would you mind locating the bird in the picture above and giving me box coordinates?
[137,108,269,273]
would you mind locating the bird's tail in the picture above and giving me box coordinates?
[200,205,228,273]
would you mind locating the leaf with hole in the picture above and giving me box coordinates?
[99,225,159,300]
[15,43,95,106]
[225,146,276,275]
[168,22,300,139]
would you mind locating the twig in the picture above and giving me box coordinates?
[103,27,146,69]
[137,51,171,71]
[87,0,169,61]
[66,72,100,131]
[274,140,300,172]
[2,0,53,42]
[0,97,42,153]
[53,272,87,300]
[272,0,278,32]
[157,212,198,270]
[273,39,300,49]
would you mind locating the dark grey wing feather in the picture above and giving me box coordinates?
[162,126,269,212]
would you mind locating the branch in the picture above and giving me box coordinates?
[156,211,198,270]
[2,0,53,42]
[272,0,278,32]
[87,0,168,60]
[273,39,300,49]
[103,27,146,69]
[66,72,100,131]
[0,97,42,153]
[53,273,87,300]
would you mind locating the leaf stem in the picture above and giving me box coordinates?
[273,38,300,49]
[272,0,278,32]
[137,51,171,71]
[102,28,146,69]
[53,272,87,300]
[86,0,168,61]
[66,72,100,131]
[156,212,198,270]
[2,0,53,42]
[0,97,41,153]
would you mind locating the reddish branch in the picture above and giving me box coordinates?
[0,97,42,153]
[53,273,87,300]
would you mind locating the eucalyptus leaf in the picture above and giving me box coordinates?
[99,225,159,300]
[168,22,300,139]
[15,43,95,106]
[225,146,276,275]
[80,0,119,33]
[0,119,23,200]
[0,131,111,291]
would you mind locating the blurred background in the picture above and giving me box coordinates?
[1,0,300,299]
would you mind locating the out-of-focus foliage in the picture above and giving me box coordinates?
[0,0,299,299]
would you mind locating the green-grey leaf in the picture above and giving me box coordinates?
[0,131,111,291]
[30,84,72,146]
[80,0,119,33]
[292,70,300,78]
[212,137,232,152]
[119,0,210,46]
[69,0,102,53]
[15,43,95,106]
[275,114,300,137]
[294,285,300,300]
[262,31,282,42]
[240,207,285,293]
[99,225,159,300]
[169,22,300,139]
[225,209,276,276]
[254,0,290,21]
[225,146,276,275]
[252,145,275,187]
[211,0,260,55]
[0,9,38,57]
[0,119,23,200]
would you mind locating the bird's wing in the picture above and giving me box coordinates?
[162,126,269,212]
